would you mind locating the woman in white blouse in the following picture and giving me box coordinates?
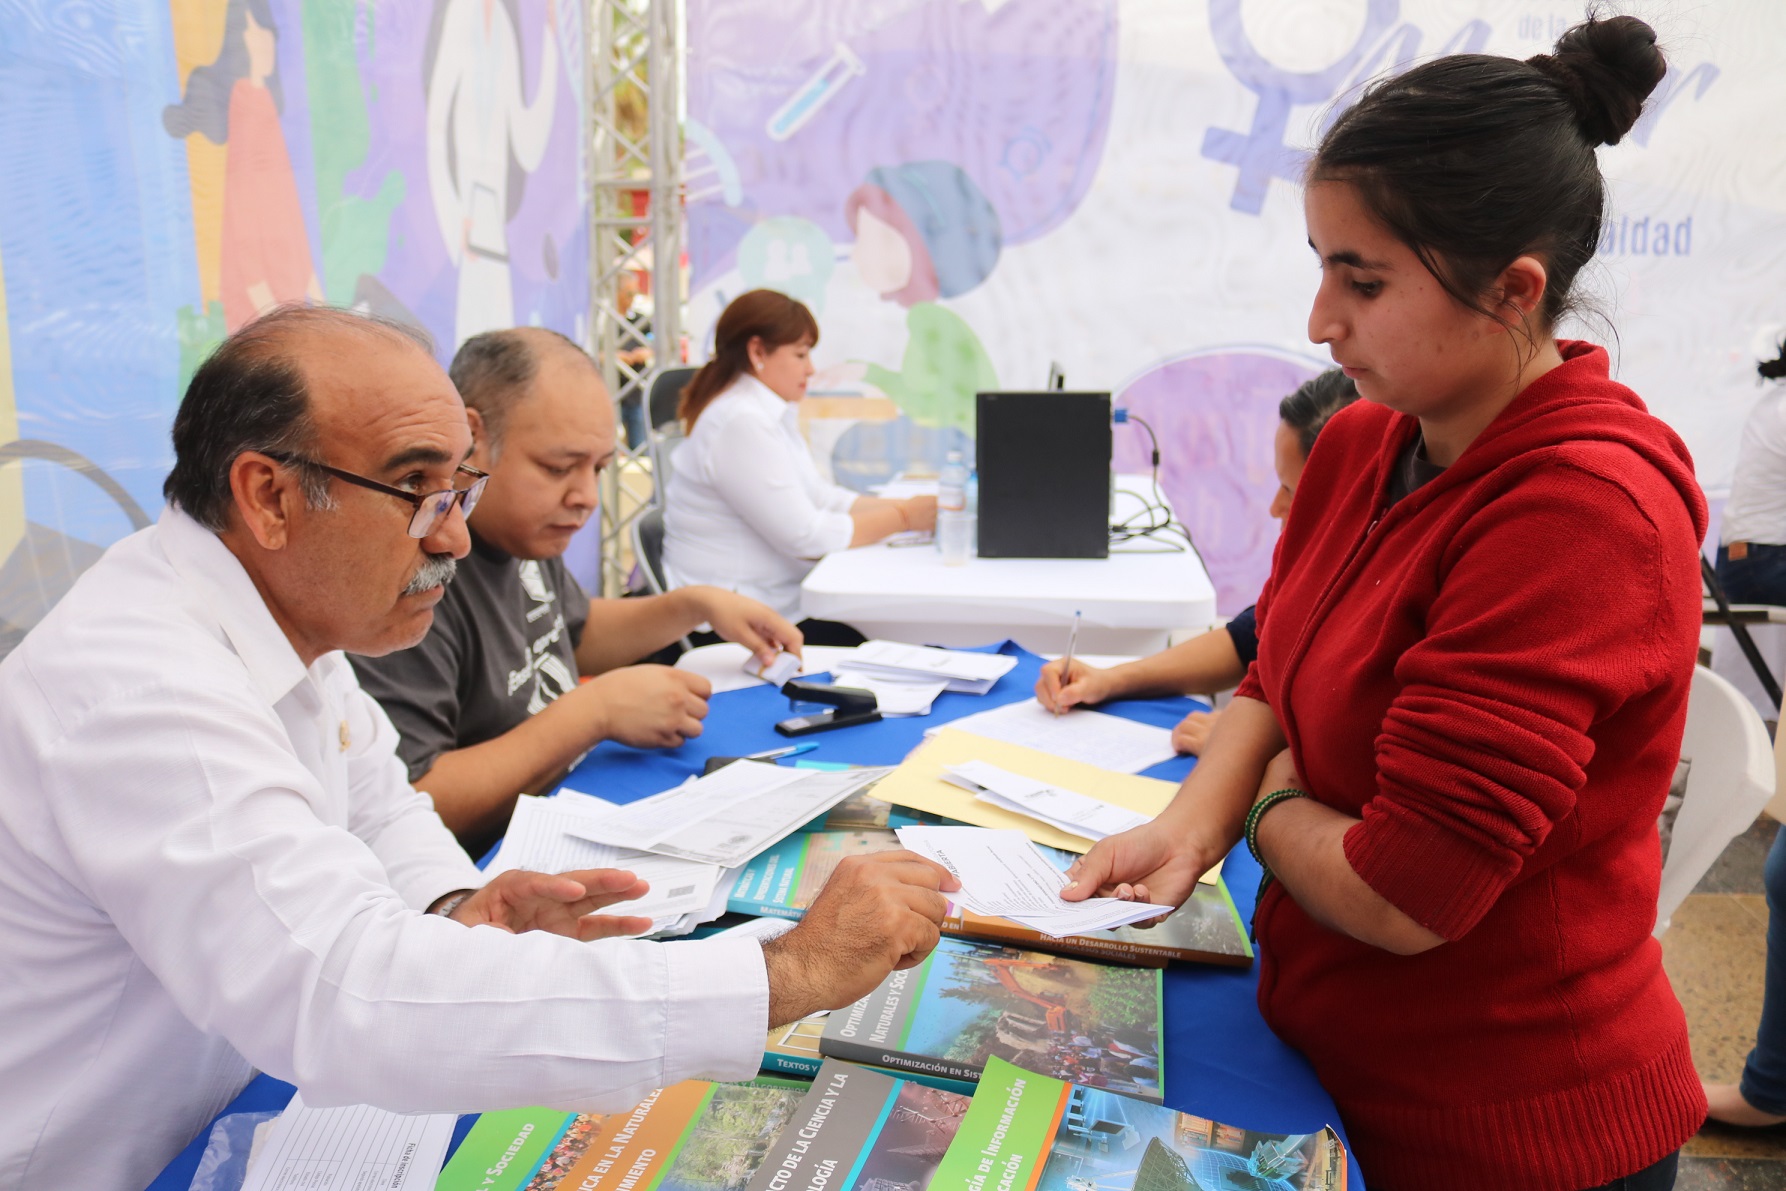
[664,289,937,645]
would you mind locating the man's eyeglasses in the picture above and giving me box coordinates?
[266,453,489,539]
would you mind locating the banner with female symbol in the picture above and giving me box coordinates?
[684,0,1786,616]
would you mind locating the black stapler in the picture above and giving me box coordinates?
[774,678,882,736]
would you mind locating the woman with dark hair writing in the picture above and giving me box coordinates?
[1068,17,1704,1189]
[663,289,936,643]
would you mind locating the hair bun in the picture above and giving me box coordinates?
[1525,15,1666,147]
[1762,340,1786,383]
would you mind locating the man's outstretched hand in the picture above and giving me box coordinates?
[762,851,958,1027]
[447,868,655,941]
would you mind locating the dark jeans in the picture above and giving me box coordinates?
[1581,1150,1678,1190]
[1717,543,1786,606]
[1741,823,1786,1114]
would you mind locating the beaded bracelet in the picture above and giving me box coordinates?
[1245,787,1309,869]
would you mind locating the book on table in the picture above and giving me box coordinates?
[818,936,1165,1103]
[742,1059,973,1191]
[932,1056,1349,1191]
[435,1075,808,1191]
[730,830,1252,969]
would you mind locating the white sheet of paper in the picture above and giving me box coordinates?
[239,1094,455,1191]
[944,761,1153,841]
[896,825,1173,934]
[830,668,949,716]
[928,699,1178,773]
[563,763,889,867]
[846,640,1018,693]
[488,794,721,924]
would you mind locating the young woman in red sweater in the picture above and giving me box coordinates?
[1066,16,1704,1191]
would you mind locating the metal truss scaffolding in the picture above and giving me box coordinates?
[588,0,680,597]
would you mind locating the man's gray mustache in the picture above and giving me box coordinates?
[402,554,458,596]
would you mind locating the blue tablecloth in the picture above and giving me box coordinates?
[148,643,1361,1189]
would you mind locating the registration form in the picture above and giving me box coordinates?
[943,760,1153,841]
[562,762,889,867]
[487,791,722,928]
[240,1094,455,1191]
[927,699,1178,773]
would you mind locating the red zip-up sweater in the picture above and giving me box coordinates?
[1236,343,1708,1190]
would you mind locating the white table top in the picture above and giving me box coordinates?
[800,474,1214,649]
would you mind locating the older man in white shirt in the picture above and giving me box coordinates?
[0,307,954,1190]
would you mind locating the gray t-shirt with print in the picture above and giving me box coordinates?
[350,535,590,782]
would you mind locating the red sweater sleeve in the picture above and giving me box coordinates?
[1342,458,1691,940]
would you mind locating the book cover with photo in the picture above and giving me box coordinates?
[742,1059,972,1191]
[764,1013,976,1097]
[734,831,1252,970]
[931,1057,1348,1191]
[820,938,1164,1103]
[437,1078,806,1191]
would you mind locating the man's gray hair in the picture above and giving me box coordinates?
[448,328,594,457]
[163,306,433,532]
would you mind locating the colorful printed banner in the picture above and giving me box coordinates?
[0,0,588,654]
[685,1,1786,614]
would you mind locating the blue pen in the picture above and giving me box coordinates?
[744,742,818,762]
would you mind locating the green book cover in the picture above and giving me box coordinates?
[930,1057,1349,1191]
[742,1059,972,1191]
[819,938,1164,1103]
[435,1107,577,1191]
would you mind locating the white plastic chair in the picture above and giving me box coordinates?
[1656,665,1776,935]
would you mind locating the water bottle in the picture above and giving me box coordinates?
[937,450,973,566]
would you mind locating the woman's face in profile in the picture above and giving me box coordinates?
[750,336,816,404]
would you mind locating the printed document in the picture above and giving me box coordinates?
[943,760,1152,841]
[240,1094,454,1191]
[830,667,949,716]
[563,762,889,867]
[487,792,722,930]
[844,640,1018,694]
[931,699,1177,773]
[896,825,1174,935]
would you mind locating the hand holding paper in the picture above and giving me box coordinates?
[896,825,1174,935]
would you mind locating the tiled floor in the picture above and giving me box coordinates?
[1664,816,1786,1189]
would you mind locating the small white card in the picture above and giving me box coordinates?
[745,650,803,686]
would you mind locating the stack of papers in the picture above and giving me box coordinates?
[841,640,1018,695]
[827,667,949,716]
[928,698,1178,773]
[241,1095,455,1191]
[562,761,889,868]
[896,825,1174,935]
[943,760,1152,842]
[489,792,729,936]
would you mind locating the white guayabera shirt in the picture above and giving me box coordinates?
[663,373,859,620]
[0,507,767,1191]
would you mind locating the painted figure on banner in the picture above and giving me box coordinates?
[164,0,323,333]
[425,0,561,348]
[685,0,1117,454]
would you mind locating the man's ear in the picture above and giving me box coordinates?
[228,452,297,550]
[466,406,495,470]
